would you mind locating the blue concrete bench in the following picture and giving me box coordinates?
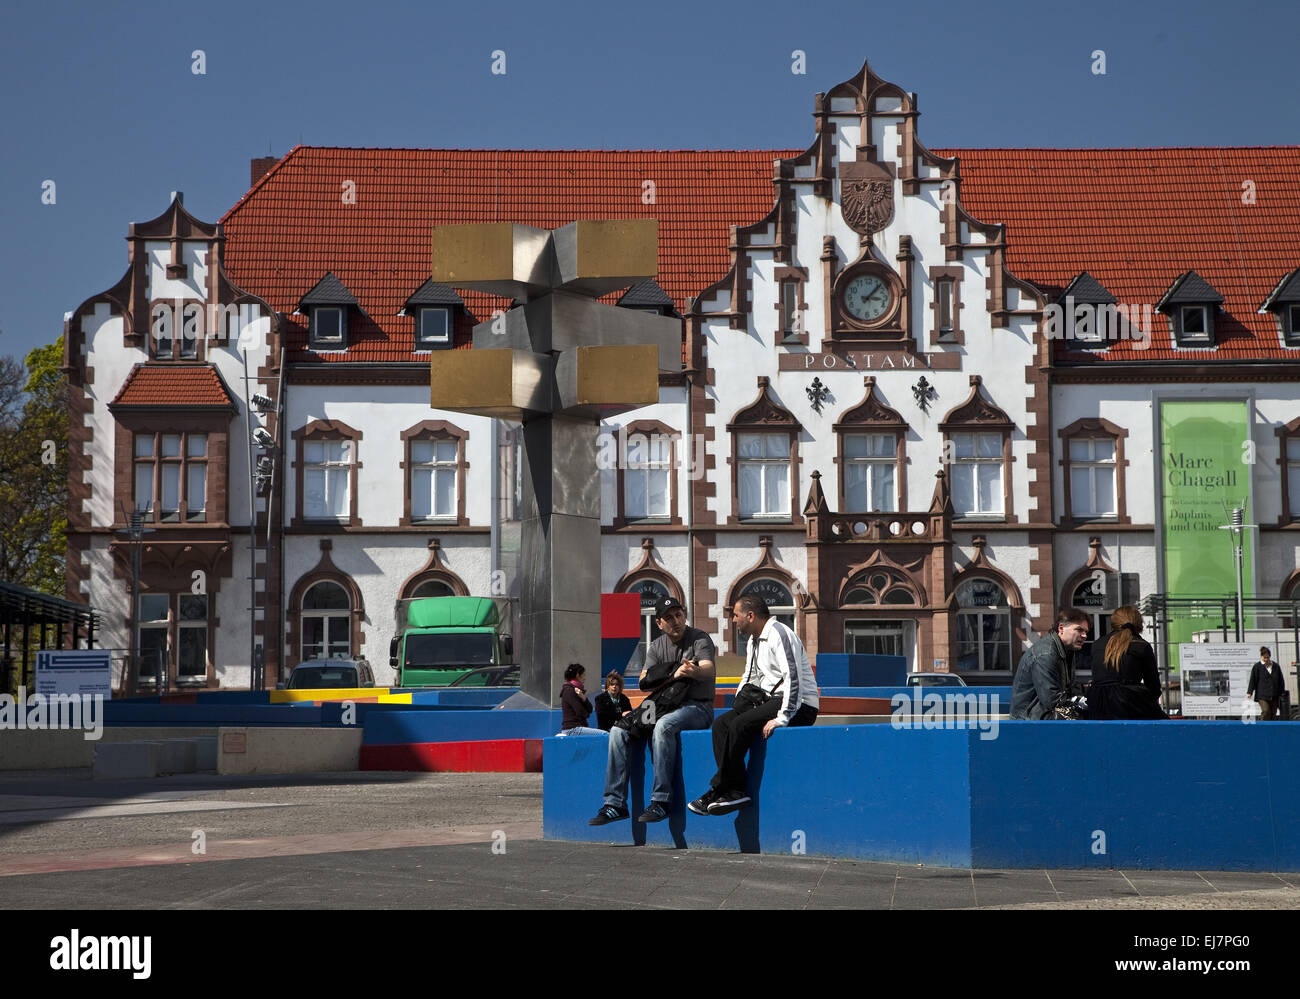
[543,721,1300,870]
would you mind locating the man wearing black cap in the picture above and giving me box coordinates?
[589,596,716,825]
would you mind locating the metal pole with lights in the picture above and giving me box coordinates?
[242,344,279,692]
[1218,502,1254,642]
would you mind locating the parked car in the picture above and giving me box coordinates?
[906,672,968,687]
[282,658,375,690]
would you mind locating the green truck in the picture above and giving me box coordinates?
[388,596,516,687]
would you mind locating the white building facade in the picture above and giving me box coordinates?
[65,61,1300,691]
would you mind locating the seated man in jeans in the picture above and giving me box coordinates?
[589,597,716,825]
[689,595,819,816]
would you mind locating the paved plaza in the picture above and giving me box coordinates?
[1,770,1296,910]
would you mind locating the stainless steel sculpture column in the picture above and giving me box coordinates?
[428,220,681,706]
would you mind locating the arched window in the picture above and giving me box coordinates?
[733,578,795,654]
[301,581,351,661]
[411,579,456,600]
[1070,576,1107,671]
[954,578,1013,671]
[626,578,671,644]
[842,570,918,607]
[841,568,918,660]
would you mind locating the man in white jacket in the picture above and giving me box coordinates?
[688,594,819,816]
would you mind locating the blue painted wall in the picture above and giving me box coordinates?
[818,686,1012,703]
[969,721,1300,871]
[362,709,563,745]
[543,725,974,866]
[814,653,907,687]
[544,720,1300,870]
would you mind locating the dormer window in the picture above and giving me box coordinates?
[1179,305,1209,343]
[402,279,464,352]
[298,272,362,352]
[1157,270,1223,348]
[311,306,346,347]
[1261,268,1300,348]
[416,307,450,348]
[1057,272,1117,350]
[617,280,678,321]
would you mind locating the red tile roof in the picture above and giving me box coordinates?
[221,145,1300,365]
[110,365,236,408]
[221,147,799,363]
[936,146,1300,361]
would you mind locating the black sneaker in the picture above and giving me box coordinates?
[588,804,630,826]
[706,790,751,815]
[637,801,669,823]
[687,790,718,815]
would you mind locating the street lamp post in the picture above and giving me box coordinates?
[1218,503,1253,642]
[241,352,282,692]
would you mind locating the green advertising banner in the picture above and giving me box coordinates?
[1159,400,1254,667]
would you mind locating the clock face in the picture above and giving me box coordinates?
[844,273,892,322]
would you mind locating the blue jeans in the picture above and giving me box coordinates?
[557,726,607,736]
[603,701,713,807]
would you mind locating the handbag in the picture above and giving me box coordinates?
[614,678,692,738]
[732,636,782,714]
[1051,694,1088,720]
[733,682,782,714]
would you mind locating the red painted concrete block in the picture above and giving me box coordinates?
[600,592,641,639]
[361,739,545,773]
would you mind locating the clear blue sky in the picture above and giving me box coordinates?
[1,0,1296,366]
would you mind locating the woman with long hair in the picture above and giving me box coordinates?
[1087,605,1167,719]
[556,663,605,736]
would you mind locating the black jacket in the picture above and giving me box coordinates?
[560,683,594,730]
[594,691,633,731]
[1247,661,1285,703]
[1088,630,1166,720]
[1010,633,1081,719]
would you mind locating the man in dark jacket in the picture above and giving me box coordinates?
[1010,608,1090,719]
[1247,647,1286,721]
[588,597,715,825]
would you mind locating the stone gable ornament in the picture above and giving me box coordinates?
[841,178,894,235]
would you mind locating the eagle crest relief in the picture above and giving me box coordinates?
[841,179,894,235]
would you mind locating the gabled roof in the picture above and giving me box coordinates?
[1059,271,1116,306]
[618,279,676,309]
[108,365,237,409]
[221,144,1300,364]
[402,278,464,309]
[221,147,798,362]
[1263,268,1300,310]
[939,146,1300,360]
[298,272,360,309]
[1156,269,1225,310]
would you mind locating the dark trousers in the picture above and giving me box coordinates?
[708,696,818,794]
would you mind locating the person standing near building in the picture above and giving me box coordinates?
[688,595,819,816]
[588,597,715,825]
[1246,647,1285,721]
[1010,608,1090,720]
